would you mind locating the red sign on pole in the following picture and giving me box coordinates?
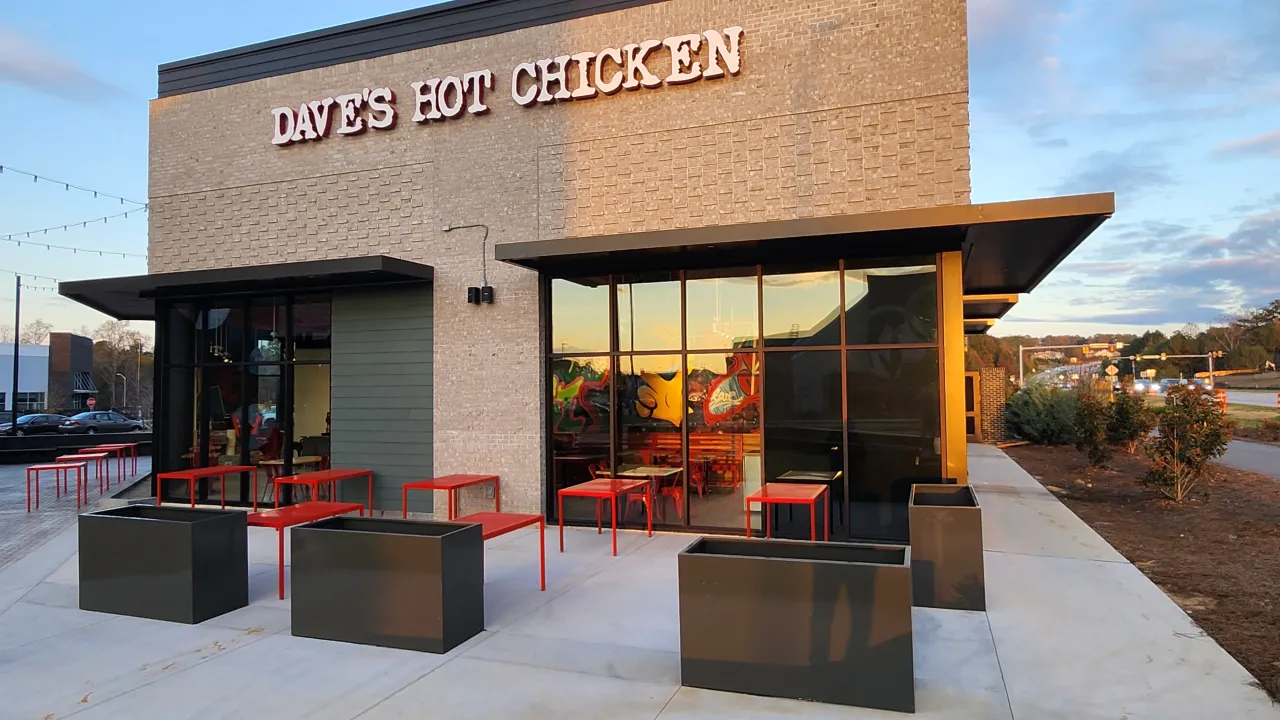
[86,397,97,409]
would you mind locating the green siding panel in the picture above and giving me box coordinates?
[330,286,434,514]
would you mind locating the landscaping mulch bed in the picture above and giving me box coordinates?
[1006,444,1280,701]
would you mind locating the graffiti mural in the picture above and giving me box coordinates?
[635,369,685,427]
[551,359,609,432]
[702,352,760,425]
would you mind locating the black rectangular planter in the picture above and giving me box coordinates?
[678,536,914,713]
[79,505,248,624]
[291,517,484,653]
[909,484,985,611]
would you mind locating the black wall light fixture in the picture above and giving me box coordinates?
[442,223,494,304]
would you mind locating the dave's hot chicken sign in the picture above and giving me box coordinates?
[271,26,743,146]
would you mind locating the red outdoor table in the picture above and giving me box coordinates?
[557,478,652,557]
[454,511,545,591]
[157,465,258,509]
[247,501,365,599]
[56,453,110,496]
[262,468,374,514]
[26,462,89,511]
[746,483,829,541]
[87,443,136,478]
[402,474,499,520]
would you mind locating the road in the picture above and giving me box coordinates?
[1219,440,1280,481]
[1226,389,1278,408]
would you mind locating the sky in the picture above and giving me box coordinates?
[0,0,1277,341]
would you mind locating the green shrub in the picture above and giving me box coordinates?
[1074,387,1112,465]
[1107,390,1156,453]
[1006,385,1077,445]
[1143,385,1232,502]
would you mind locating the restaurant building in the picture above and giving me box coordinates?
[62,0,1112,541]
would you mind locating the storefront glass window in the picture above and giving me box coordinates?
[687,352,761,531]
[761,265,841,348]
[762,349,845,538]
[617,354,683,527]
[551,278,610,354]
[616,272,681,352]
[844,261,937,345]
[686,268,759,350]
[846,347,942,540]
[200,303,246,364]
[551,356,611,524]
[293,295,332,362]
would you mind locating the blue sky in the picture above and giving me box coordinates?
[0,0,1277,339]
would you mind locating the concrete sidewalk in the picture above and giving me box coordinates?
[0,448,1274,719]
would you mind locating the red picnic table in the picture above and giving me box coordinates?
[56,453,110,496]
[454,511,546,591]
[259,468,374,514]
[247,500,365,599]
[25,461,89,512]
[156,465,258,508]
[402,474,499,520]
[746,482,829,541]
[557,477,652,557]
[85,442,137,478]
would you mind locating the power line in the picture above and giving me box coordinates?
[0,164,147,207]
[1,208,148,258]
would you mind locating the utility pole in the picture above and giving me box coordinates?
[1018,344,1024,388]
[10,276,19,424]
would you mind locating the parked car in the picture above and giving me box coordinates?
[0,413,70,436]
[58,411,145,435]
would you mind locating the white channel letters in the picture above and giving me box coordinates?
[270,26,743,146]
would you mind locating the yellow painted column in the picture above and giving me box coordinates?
[938,251,968,484]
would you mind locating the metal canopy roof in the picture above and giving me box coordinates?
[59,256,435,321]
[496,193,1114,297]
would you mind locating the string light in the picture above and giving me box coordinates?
[0,268,63,284]
[0,208,148,258]
[0,165,147,207]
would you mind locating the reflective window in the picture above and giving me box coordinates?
[616,273,681,352]
[200,304,245,364]
[293,296,332,362]
[249,297,288,364]
[762,350,844,538]
[551,356,612,524]
[688,352,761,530]
[551,278,610,354]
[617,354,684,527]
[762,265,841,348]
[844,262,937,345]
[846,347,942,541]
[686,268,759,350]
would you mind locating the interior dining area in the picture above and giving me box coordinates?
[548,258,944,543]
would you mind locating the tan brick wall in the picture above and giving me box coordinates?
[148,0,970,513]
[979,366,1009,444]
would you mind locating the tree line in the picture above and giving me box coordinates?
[967,299,1280,380]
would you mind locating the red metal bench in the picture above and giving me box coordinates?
[247,500,365,599]
[453,511,545,591]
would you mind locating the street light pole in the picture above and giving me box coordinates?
[116,373,127,411]
[10,276,18,424]
[1018,344,1024,388]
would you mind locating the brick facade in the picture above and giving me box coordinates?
[148,0,971,513]
[978,366,1009,444]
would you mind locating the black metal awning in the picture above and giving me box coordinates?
[496,193,1114,297]
[59,255,435,320]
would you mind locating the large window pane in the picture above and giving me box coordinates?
[199,303,246,364]
[551,356,611,523]
[248,297,287,364]
[293,295,332,362]
[763,350,844,538]
[686,268,759,350]
[617,354,684,527]
[293,364,331,474]
[616,272,681,352]
[846,347,942,541]
[165,303,199,366]
[762,266,841,348]
[688,352,761,531]
[844,262,937,345]
[551,278,610,354]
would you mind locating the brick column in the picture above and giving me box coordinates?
[978,367,1009,444]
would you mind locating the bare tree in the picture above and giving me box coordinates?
[0,324,12,344]
[91,321,153,414]
[20,319,52,345]
[1206,314,1247,352]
